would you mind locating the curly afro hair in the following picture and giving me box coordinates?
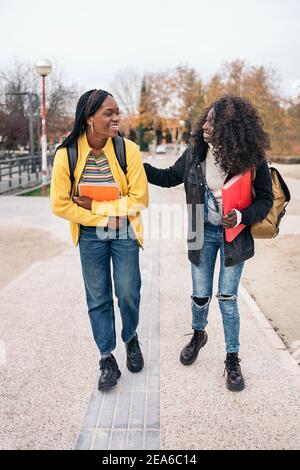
[191,95,271,175]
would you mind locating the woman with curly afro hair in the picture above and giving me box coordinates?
[144,95,273,392]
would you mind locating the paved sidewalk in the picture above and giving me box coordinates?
[159,229,300,450]
[1,181,300,450]
[0,197,97,449]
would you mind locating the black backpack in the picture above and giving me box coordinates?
[67,135,127,195]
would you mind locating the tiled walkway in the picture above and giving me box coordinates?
[75,237,160,450]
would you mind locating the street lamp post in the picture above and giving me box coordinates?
[35,59,52,194]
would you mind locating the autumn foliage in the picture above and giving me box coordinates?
[1,60,299,156]
[114,61,300,156]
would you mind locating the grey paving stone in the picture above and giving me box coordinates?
[97,392,118,429]
[151,315,160,334]
[149,341,160,363]
[139,314,151,340]
[92,429,110,450]
[127,430,144,450]
[145,430,160,450]
[146,391,160,429]
[129,390,146,429]
[113,392,132,429]
[134,369,147,390]
[148,362,160,391]
[74,430,93,450]
[80,385,102,430]
[118,369,135,391]
[109,429,127,450]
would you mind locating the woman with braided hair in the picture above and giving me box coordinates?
[51,89,148,391]
[144,95,273,392]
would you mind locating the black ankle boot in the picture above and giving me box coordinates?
[180,329,208,365]
[126,333,144,373]
[98,354,121,391]
[224,353,245,392]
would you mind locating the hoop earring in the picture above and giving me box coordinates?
[90,122,94,134]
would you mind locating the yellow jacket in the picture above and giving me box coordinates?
[50,132,149,247]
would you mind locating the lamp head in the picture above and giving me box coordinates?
[35,59,52,77]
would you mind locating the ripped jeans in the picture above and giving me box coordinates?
[191,222,244,353]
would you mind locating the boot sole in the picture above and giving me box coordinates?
[226,379,245,392]
[127,361,144,373]
[179,333,208,366]
[98,369,121,391]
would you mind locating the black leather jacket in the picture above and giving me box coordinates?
[144,144,273,267]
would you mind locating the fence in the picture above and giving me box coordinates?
[0,154,54,194]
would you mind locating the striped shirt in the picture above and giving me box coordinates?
[79,152,115,184]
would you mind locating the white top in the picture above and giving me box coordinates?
[205,145,242,226]
[205,146,225,210]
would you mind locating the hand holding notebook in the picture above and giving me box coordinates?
[78,182,120,202]
[222,170,252,242]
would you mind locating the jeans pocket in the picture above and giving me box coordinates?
[79,225,98,244]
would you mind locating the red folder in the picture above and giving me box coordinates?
[222,170,252,242]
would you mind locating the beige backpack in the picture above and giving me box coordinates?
[251,167,290,239]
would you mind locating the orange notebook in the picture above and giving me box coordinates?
[78,183,120,202]
[222,171,252,242]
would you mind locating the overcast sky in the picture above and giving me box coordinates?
[1,0,300,97]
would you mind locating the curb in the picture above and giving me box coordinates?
[240,283,300,379]
[271,156,300,164]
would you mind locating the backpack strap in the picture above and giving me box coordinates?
[270,167,291,234]
[67,141,78,196]
[112,135,127,174]
[269,167,291,202]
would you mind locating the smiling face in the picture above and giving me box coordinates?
[87,95,120,139]
[202,107,214,144]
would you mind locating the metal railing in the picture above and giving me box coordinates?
[0,154,54,193]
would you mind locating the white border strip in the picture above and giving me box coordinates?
[240,282,300,378]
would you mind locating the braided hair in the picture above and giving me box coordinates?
[58,89,113,149]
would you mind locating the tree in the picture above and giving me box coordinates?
[205,60,287,155]
[138,76,157,127]
[205,74,226,104]
[46,70,79,143]
[137,76,157,150]
[174,65,204,136]
[129,128,138,143]
[0,62,36,150]
[143,66,204,142]
[0,61,79,151]
[107,61,300,156]
[285,98,300,155]
[110,68,142,116]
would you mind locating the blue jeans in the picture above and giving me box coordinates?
[191,222,244,353]
[79,221,141,355]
